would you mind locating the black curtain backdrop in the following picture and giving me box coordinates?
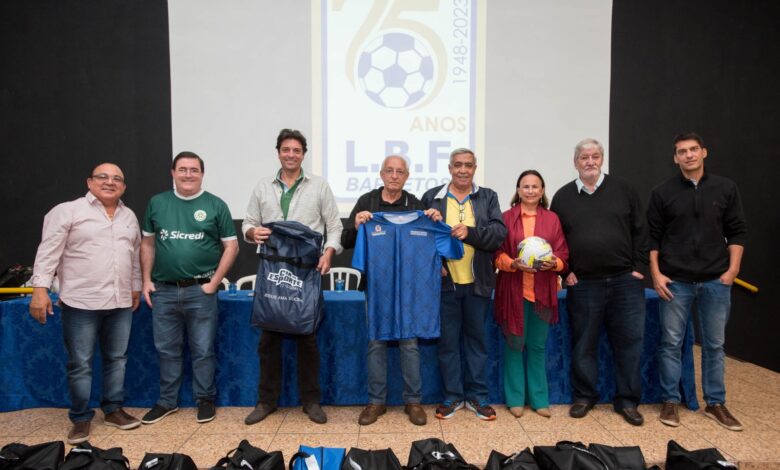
[1,1,778,371]
[610,0,780,371]
[0,0,172,271]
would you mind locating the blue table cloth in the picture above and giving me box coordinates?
[0,289,698,411]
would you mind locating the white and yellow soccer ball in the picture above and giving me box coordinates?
[517,236,553,269]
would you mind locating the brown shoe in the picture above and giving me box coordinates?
[509,406,524,418]
[659,402,680,427]
[404,404,427,426]
[104,408,141,430]
[67,421,91,445]
[704,404,743,431]
[358,404,386,425]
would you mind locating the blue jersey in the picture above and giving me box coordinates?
[352,211,464,340]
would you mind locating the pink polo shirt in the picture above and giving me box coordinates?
[31,192,142,310]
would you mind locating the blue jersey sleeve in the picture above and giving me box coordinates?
[433,221,464,260]
[351,222,368,273]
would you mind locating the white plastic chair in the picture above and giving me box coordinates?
[328,267,362,291]
[220,278,230,290]
[236,274,256,290]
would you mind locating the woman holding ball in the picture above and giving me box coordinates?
[494,170,569,418]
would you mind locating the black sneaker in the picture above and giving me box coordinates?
[197,401,216,423]
[141,404,179,424]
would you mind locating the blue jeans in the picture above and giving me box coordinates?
[659,279,730,405]
[438,283,491,404]
[151,283,218,408]
[567,272,645,411]
[61,303,133,423]
[367,339,422,404]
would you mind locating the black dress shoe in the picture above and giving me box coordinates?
[303,402,327,424]
[618,407,644,426]
[569,402,593,418]
[245,403,277,425]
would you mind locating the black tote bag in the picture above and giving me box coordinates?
[484,449,539,470]
[588,444,646,470]
[534,441,607,470]
[209,440,284,470]
[340,448,402,470]
[0,441,64,470]
[61,444,129,470]
[405,438,480,470]
[139,453,197,470]
[665,440,736,470]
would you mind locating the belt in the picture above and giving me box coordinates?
[157,278,211,287]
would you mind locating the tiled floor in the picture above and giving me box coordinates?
[2,349,779,469]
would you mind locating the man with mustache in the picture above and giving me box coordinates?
[30,163,142,444]
[551,138,648,426]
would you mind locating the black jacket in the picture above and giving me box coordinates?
[647,171,747,282]
[422,183,507,297]
[341,188,423,250]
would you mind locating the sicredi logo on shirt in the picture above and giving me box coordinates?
[159,229,205,241]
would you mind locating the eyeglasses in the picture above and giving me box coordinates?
[91,173,124,183]
[382,168,407,176]
[458,203,466,222]
[175,167,201,175]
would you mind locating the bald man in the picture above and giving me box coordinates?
[30,163,142,444]
[343,155,441,426]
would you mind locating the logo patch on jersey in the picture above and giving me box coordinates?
[410,230,428,237]
[371,225,386,236]
[193,210,207,222]
[267,269,303,289]
[159,229,205,241]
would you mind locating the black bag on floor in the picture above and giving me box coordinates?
[405,438,480,470]
[484,449,539,470]
[251,221,325,335]
[61,443,129,470]
[665,440,737,470]
[209,440,284,470]
[0,441,64,470]
[139,453,197,470]
[534,441,608,470]
[588,444,646,470]
[340,448,402,470]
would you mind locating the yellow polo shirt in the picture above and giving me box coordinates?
[446,196,475,284]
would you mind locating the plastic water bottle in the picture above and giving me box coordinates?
[228,283,237,296]
[335,278,345,292]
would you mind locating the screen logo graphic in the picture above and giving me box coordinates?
[316,0,482,213]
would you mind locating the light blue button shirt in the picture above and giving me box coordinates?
[575,172,605,194]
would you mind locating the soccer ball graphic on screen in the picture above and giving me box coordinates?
[357,32,435,109]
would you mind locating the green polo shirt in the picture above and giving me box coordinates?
[276,169,304,220]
